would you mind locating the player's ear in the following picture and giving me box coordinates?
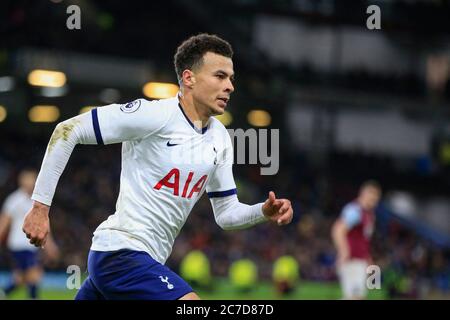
[181,69,196,89]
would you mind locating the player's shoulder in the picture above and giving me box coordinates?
[2,189,24,209]
[208,117,233,152]
[342,201,362,215]
[5,189,24,202]
[208,117,232,146]
[208,117,229,136]
[134,96,179,113]
[123,96,179,128]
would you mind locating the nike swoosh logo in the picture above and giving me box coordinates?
[167,141,179,147]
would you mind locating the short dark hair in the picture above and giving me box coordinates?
[174,33,233,81]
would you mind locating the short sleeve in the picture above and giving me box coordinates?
[341,203,362,229]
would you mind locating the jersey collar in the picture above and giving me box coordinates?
[176,94,209,134]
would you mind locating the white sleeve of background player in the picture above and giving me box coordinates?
[32,99,170,206]
[1,194,16,217]
[207,131,267,230]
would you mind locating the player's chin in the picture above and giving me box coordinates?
[211,104,226,115]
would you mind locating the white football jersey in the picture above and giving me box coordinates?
[1,189,37,251]
[89,96,236,263]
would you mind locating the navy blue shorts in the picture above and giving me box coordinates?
[11,250,39,271]
[75,249,194,300]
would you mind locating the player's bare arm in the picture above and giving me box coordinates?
[0,212,12,239]
[331,219,350,266]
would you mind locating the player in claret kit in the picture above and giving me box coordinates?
[332,180,382,299]
[22,33,294,300]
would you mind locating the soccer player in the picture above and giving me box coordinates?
[22,34,294,300]
[0,169,58,299]
[331,180,382,299]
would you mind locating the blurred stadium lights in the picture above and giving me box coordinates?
[247,109,271,127]
[17,49,153,88]
[215,111,233,126]
[0,76,15,92]
[28,105,60,123]
[79,106,96,114]
[40,86,68,97]
[28,69,66,88]
[386,191,418,218]
[99,88,121,104]
[0,106,7,122]
[142,82,179,99]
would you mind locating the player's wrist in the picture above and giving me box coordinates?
[32,200,50,211]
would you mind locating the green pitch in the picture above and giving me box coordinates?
[5,278,386,300]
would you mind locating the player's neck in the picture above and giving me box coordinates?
[21,187,32,197]
[357,199,370,211]
[178,94,209,128]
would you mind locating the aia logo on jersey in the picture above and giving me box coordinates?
[154,168,207,199]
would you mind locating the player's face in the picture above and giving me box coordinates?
[359,187,381,210]
[192,52,235,116]
[19,171,37,195]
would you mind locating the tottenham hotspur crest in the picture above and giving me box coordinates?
[159,276,174,290]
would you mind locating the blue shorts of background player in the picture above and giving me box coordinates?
[11,250,39,271]
[0,250,41,299]
[75,249,194,300]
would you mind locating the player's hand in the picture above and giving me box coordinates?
[22,201,51,248]
[262,191,293,226]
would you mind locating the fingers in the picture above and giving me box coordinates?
[264,194,293,225]
[268,191,276,204]
[277,209,293,226]
[277,200,290,215]
[31,235,46,248]
[268,192,283,209]
[263,191,278,215]
[36,231,48,247]
[30,235,40,247]
[275,200,293,226]
[24,229,48,247]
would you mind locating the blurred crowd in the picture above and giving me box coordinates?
[0,131,449,299]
